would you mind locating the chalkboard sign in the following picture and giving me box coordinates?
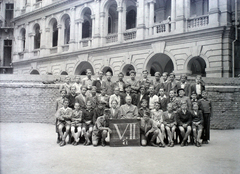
[109,119,141,147]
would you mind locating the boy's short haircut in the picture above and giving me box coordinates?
[99,100,106,105]
[129,70,136,75]
[118,72,124,77]
[192,102,199,107]
[167,103,173,107]
[86,69,92,73]
[81,85,87,90]
[106,71,112,76]
[141,99,148,104]
[180,74,187,79]
[142,70,148,74]
[63,98,69,103]
[162,72,168,76]
[86,100,92,105]
[159,88,165,91]
[111,99,119,104]
[169,72,175,77]
[196,75,202,79]
[101,86,107,91]
[60,89,67,94]
[155,72,161,76]
[191,91,197,95]
[70,85,76,90]
[98,70,104,74]
[114,87,120,91]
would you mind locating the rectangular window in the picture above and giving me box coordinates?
[5,3,14,27]
[3,40,12,66]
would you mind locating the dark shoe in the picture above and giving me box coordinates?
[59,141,66,147]
[181,141,185,147]
[73,141,78,146]
[185,141,188,146]
[72,141,76,145]
[83,140,87,146]
[57,138,61,144]
[86,140,91,146]
[170,142,174,147]
[150,142,158,147]
[101,141,106,147]
[197,142,201,147]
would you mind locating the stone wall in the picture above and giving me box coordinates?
[0,76,240,129]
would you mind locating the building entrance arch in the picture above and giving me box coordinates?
[75,61,94,75]
[122,64,135,76]
[187,57,206,77]
[146,53,174,76]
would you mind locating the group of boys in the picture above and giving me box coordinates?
[55,69,212,148]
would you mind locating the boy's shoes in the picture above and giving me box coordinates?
[57,138,61,144]
[202,140,208,144]
[159,143,165,148]
[73,141,78,146]
[185,141,188,146]
[180,141,185,147]
[83,140,87,145]
[196,142,201,147]
[101,141,106,147]
[86,140,91,146]
[150,142,158,147]
[59,141,66,147]
[170,142,174,147]
[72,141,75,145]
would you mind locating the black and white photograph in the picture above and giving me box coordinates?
[0,0,240,173]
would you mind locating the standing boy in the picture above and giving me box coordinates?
[191,103,203,147]
[198,91,212,144]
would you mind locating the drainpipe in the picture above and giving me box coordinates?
[232,0,238,77]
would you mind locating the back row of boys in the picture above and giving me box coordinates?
[55,69,212,148]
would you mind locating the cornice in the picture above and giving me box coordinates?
[13,0,94,23]
[12,26,227,66]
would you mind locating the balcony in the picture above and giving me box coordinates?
[187,15,209,29]
[123,29,137,41]
[33,49,40,57]
[50,47,57,54]
[106,33,118,44]
[79,38,92,49]
[62,44,69,52]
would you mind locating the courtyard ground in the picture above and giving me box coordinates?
[0,123,240,174]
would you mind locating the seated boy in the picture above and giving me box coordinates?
[192,103,203,147]
[82,100,95,145]
[92,109,112,147]
[162,103,177,147]
[138,99,150,118]
[140,111,159,147]
[71,103,83,146]
[151,102,165,147]
[176,103,192,147]
[55,99,72,147]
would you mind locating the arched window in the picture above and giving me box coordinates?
[190,0,209,17]
[82,8,92,39]
[82,20,91,38]
[108,16,112,34]
[34,24,41,49]
[126,9,136,30]
[108,2,118,34]
[64,18,70,44]
[52,21,58,47]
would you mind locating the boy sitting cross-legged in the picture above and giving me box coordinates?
[70,103,83,146]
[55,98,73,147]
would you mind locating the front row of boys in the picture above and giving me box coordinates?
[55,89,211,147]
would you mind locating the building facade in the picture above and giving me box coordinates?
[11,0,240,77]
[0,0,14,74]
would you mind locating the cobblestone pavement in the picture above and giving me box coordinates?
[1,123,240,174]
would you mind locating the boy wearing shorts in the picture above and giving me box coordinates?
[71,103,83,146]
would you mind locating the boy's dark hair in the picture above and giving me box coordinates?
[141,99,148,104]
[124,84,131,89]
[118,72,124,77]
[129,70,136,75]
[60,89,67,94]
[63,98,69,103]
[81,85,87,90]
[144,111,150,117]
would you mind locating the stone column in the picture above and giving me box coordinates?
[149,1,155,35]
[117,6,123,43]
[175,0,185,33]
[100,12,105,46]
[69,7,76,51]
[44,27,50,55]
[76,19,83,49]
[40,17,47,56]
[57,24,62,53]
[208,0,220,27]
[171,0,176,31]
[136,0,145,40]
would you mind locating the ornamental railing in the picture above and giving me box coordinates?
[187,15,209,28]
